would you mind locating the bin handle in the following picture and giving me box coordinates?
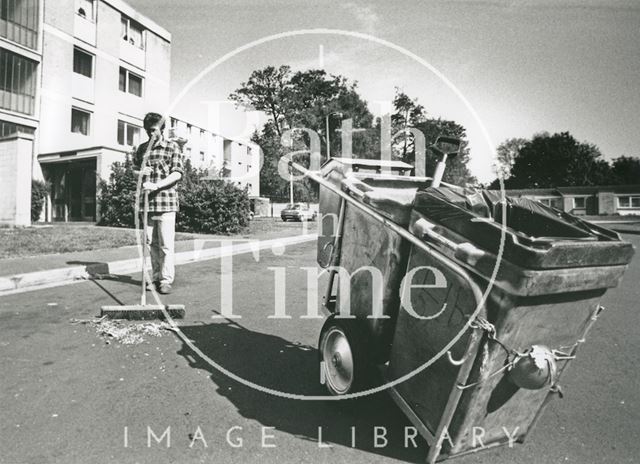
[318,242,334,268]
[341,178,372,201]
[413,218,486,266]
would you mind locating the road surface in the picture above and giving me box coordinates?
[1,235,639,463]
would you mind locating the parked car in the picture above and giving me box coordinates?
[281,203,317,222]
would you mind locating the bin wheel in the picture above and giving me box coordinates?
[318,316,371,395]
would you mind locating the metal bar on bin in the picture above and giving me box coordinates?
[427,324,485,463]
[323,197,347,311]
[290,160,488,463]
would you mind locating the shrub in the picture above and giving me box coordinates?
[176,160,250,234]
[98,157,251,234]
[97,157,137,228]
[31,179,49,223]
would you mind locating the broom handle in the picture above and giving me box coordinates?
[141,190,149,305]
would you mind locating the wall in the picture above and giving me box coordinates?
[0,135,34,225]
[597,191,615,215]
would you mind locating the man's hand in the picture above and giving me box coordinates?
[140,166,153,176]
[143,181,158,192]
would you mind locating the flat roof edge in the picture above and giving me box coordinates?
[102,0,171,42]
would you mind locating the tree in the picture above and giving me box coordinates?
[611,156,640,184]
[229,65,292,138]
[391,88,426,161]
[231,67,377,200]
[232,70,479,198]
[390,89,477,185]
[492,137,527,179]
[504,132,610,188]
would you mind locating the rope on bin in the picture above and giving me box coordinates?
[455,314,586,393]
[456,317,519,391]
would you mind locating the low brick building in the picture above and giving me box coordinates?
[505,185,640,216]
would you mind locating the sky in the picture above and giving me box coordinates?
[127,0,640,183]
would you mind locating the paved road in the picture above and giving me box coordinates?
[1,235,639,464]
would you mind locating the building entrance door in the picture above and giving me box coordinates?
[47,159,97,222]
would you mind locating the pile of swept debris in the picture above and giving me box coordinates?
[71,316,174,345]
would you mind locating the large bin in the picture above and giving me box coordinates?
[387,185,634,459]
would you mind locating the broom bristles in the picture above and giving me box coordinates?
[100,305,185,320]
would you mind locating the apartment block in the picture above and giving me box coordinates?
[36,0,171,222]
[169,116,260,198]
[0,0,43,225]
[0,0,260,225]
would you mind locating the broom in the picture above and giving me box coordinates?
[101,190,185,320]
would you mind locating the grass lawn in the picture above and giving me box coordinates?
[0,218,312,259]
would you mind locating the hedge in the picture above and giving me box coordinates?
[31,179,49,223]
[98,157,250,234]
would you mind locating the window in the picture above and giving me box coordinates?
[0,48,38,115]
[573,197,586,209]
[128,73,142,96]
[185,147,192,158]
[117,120,141,147]
[71,108,90,135]
[0,120,35,138]
[118,67,143,97]
[121,16,144,49]
[0,0,39,49]
[539,198,562,210]
[618,196,640,208]
[76,0,94,21]
[200,151,205,162]
[73,48,93,78]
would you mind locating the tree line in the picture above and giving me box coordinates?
[490,132,640,189]
[229,65,474,201]
[230,65,639,199]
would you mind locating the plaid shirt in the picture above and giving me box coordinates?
[133,138,184,212]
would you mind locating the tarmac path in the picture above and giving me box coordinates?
[1,236,638,463]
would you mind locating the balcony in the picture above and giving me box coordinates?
[120,40,145,70]
[71,73,94,103]
[73,13,96,46]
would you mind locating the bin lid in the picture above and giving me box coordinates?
[412,186,635,270]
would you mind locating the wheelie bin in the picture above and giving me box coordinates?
[312,158,634,462]
[386,185,634,461]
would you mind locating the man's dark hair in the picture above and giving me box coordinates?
[143,112,166,131]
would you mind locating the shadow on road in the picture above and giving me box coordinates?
[175,320,427,462]
[67,261,143,287]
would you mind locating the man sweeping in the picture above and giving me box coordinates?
[133,112,184,295]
